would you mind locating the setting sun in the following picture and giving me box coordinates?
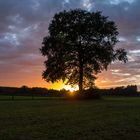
[63,85,79,92]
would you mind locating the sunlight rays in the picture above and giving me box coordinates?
[63,85,79,92]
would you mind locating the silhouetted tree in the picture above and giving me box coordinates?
[40,9,127,94]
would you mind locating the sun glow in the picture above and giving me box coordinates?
[63,85,79,92]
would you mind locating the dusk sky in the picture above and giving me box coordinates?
[0,0,140,90]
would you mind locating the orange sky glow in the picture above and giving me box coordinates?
[0,66,133,90]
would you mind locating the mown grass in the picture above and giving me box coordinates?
[0,96,140,140]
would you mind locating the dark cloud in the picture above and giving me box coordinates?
[0,0,140,89]
[91,0,140,36]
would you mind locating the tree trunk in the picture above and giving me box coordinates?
[79,63,83,94]
[78,42,83,94]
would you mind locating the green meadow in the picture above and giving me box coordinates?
[0,96,140,140]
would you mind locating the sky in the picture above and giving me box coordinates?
[0,0,140,90]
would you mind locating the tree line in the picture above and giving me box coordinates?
[0,85,138,97]
[0,86,65,97]
[90,85,138,96]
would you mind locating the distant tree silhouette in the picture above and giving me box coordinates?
[40,9,127,94]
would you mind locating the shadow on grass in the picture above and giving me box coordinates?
[0,90,102,101]
[0,96,67,101]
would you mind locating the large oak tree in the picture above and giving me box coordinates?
[40,9,127,93]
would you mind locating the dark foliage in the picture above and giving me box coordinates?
[0,86,68,98]
[40,9,127,94]
[101,85,138,96]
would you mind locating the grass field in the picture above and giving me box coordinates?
[0,96,140,140]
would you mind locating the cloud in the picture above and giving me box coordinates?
[0,0,140,89]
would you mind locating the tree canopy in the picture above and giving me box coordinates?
[40,9,127,93]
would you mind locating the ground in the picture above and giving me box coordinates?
[0,96,140,140]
